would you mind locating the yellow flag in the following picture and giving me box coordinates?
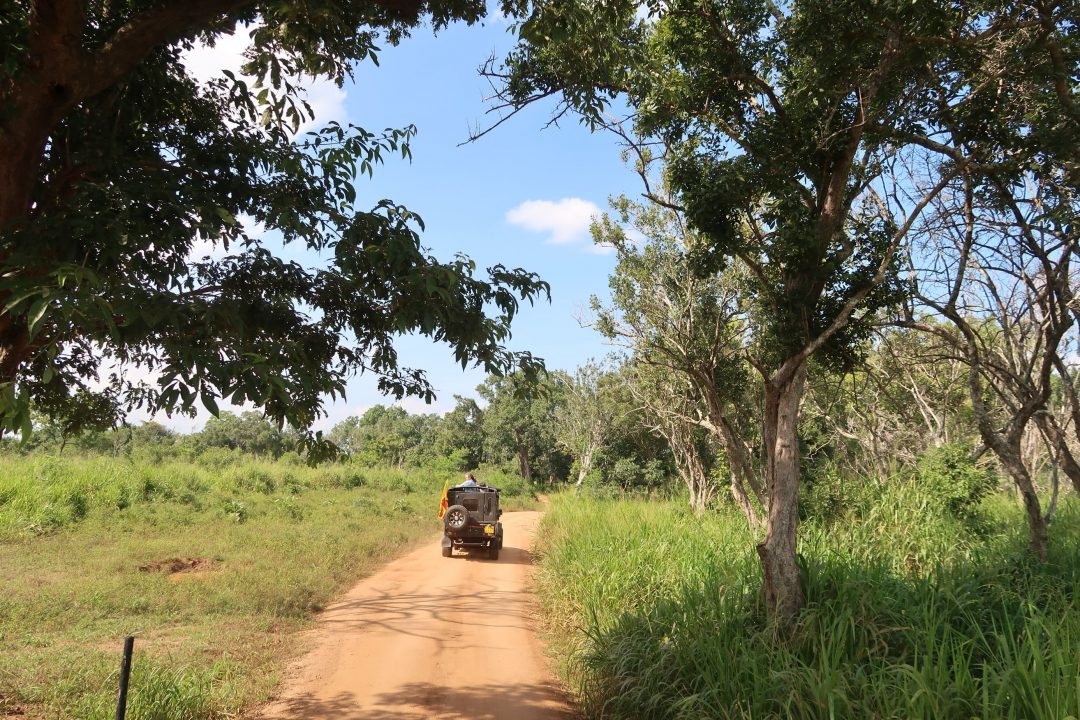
[437,478,450,519]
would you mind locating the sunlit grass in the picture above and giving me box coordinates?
[0,453,536,718]
[534,489,1080,720]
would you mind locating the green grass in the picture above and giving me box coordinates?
[533,487,1080,720]
[0,453,537,718]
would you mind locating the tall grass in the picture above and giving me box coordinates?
[534,487,1080,719]
[0,453,536,718]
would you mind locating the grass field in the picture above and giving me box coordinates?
[0,454,535,719]
[533,486,1080,720]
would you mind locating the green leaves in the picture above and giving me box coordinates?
[0,0,545,445]
[25,297,49,340]
[200,393,220,417]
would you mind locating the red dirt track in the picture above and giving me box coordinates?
[260,510,576,720]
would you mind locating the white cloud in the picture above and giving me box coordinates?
[186,213,265,261]
[182,26,253,85]
[506,197,601,246]
[181,24,349,135]
[298,82,348,135]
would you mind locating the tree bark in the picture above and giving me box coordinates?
[728,466,760,531]
[573,442,595,493]
[513,428,532,483]
[757,361,807,624]
[715,414,767,510]
[1001,453,1050,561]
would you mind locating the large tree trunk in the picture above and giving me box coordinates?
[757,362,807,625]
[513,428,532,483]
[1000,453,1049,561]
[0,90,62,384]
[0,103,53,232]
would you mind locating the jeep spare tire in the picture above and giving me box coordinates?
[444,505,468,531]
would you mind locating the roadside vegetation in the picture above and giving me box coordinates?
[535,488,1080,720]
[0,449,533,719]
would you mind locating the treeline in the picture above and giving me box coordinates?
[16,330,1075,524]
[7,371,674,491]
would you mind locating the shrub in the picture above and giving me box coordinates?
[222,499,247,523]
[26,502,67,534]
[111,483,132,510]
[139,474,173,502]
[800,460,864,523]
[278,451,306,467]
[223,467,275,494]
[193,447,243,470]
[273,497,306,522]
[65,488,89,522]
[341,470,366,489]
[916,443,997,521]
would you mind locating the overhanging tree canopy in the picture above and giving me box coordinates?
[0,0,548,451]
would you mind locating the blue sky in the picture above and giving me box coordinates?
[175,11,640,431]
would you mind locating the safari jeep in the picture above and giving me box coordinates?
[441,484,503,560]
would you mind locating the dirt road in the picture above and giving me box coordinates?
[260,510,576,720]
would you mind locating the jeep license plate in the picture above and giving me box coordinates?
[483,525,495,535]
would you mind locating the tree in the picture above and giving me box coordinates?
[488,0,1073,622]
[591,194,762,527]
[902,178,1077,560]
[554,361,617,491]
[328,404,435,466]
[432,395,485,470]
[802,326,975,480]
[628,361,721,514]
[585,363,674,492]
[0,0,547,452]
[478,371,569,484]
[196,410,285,457]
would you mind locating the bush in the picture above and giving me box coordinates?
[273,496,306,522]
[800,460,865,523]
[192,447,243,470]
[221,499,247,523]
[341,470,366,489]
[916,443,997,521]
[223,466,275,494]
[65,488,89,522]
[278,451,306,467]
[606,458,667,492]
[473,464,532,497]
